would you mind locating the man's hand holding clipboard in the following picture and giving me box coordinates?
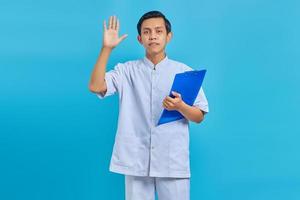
[158,70,207,125]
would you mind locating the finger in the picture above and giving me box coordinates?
[113,15,117,30]
[163,102,169,109]
[111,16,115,29]
[164,97,172,104]
[166,96,172,100]
[171,91,181,98]
[166,96,175,102]
[118,34,128,43]
[109,16,113,29]
[103,20,107,31]
[115,16,118,30]
[163,99,168,106]
[163,98,168,105]
[165,100,174,108]
[116,18,120,31]
[163,101,167,108]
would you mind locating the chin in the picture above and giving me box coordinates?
[147,48,164,55]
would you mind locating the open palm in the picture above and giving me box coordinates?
[103,16,128,49]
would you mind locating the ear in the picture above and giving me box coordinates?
[166,32,173,43]
[137,35,143,45]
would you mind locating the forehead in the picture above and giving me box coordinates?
[141,17,165,29]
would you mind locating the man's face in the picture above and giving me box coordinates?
[137,17,172,55]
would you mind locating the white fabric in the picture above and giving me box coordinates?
[125,175,190,200]
[96,55,209,178]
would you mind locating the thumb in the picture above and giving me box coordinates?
[118,34,128,43]
[171,91,181,98]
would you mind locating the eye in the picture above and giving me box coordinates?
[143,30,149,34]
[157,30,162,33]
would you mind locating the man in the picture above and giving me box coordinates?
[89,11,209,200]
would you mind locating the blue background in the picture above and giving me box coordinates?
[1,0,299,199]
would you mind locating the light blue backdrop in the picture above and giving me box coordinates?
[1,0,299,199]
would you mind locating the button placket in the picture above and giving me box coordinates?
[151,70,158,125]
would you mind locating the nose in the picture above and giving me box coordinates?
[149,32,157,40]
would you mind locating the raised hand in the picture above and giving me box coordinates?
[103,16,128,49]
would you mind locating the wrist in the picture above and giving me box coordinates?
[177,101,187,112]
[101,46,113,52]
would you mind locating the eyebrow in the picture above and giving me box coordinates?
[142,26,164,30]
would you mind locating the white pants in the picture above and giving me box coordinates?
[125,175,190,200]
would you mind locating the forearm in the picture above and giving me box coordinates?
[178,102,204,123]
[89,47,112,92]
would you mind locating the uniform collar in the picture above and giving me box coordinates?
[143,54,169,70]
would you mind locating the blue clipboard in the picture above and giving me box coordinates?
[157,69,206,126]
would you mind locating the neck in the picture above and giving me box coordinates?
[146,52,166,65]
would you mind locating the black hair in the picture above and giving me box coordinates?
[137,11,171,35]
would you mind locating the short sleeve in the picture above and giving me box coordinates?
[193,87,209,114]
[96,63,124,99]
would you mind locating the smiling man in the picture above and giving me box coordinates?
[89,11,209,200]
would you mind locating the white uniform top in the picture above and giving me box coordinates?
[96,55,209,178]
